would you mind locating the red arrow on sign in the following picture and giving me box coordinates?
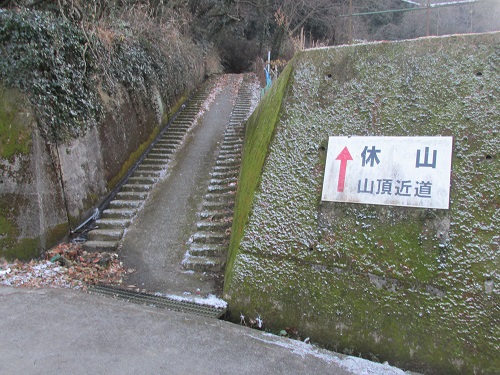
[336,147,353,192]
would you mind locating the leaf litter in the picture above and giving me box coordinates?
[0,242,130,290]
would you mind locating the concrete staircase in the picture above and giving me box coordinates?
[182,74,256,273]
[83,80,217,252]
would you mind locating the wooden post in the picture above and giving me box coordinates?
[426,0,430,36]
[349,0,353,44]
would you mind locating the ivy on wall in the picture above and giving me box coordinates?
[0,9,102,142]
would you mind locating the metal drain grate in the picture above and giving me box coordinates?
[88,285,226,319]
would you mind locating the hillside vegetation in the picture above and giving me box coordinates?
[0,1,220,259]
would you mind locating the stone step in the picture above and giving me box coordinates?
[127,176,156,185]
[142,158,169,166]
[190,232,228,244]
[121,183,154,192]
[88,228,124,242]
[218,151,241,158]
[133,169,163,178]
[178,108,198,113]
[146,152,172,160]
[168,125,190,131]
[171,118,193,123]
[207,184,236,193]
[155,140,178,147]
[150,144,176,152]
[165,130,187,136]
[224,130,245,137]
[215,159,240,167]
[116,191,149,201]
[212,166,240,174]
[168,124,191,131]
[209,177,237,185]
[202,200,234,210]
[224,132,244,138]
[222,138,243,145]
[182,256,223,273]
[174,115,196,121]
[220,144,242,150]
[218,147,242,153]
[108,200,143,209]
[94,218,132,229]
[101,208,137,219]
[152,142,178,150]
[83,240,119,252]
[196,220,232,231]
[162,132,185,138]
[198,210,233,220]
[216,155,240,163]
[177,107,199,112]
[210,171,239,179]
[133,165,165,175]
[219,142,243,150]
[203,192,236,202]
[188,243,226,257]
[223,138,244,145]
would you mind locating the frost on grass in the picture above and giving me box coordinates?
[228,33,499,373]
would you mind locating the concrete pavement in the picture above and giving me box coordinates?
[0,286,413,375]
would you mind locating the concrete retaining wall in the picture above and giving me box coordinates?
[0,77,203,260]
[224,33,499,374]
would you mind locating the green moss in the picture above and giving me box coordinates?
[225,33,499,374]
[0,215,14,238]
[0,198,39,260]
[44,222,69,249]
[164,95,188,124]
[1,237,40,260]
[0,85,32,159]
[224,63,294,285]
[107,125,160,190]
[0,189,68,260]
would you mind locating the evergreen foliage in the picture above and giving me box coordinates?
[0,10,101,141]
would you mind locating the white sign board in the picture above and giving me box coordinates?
[322,136,453,209]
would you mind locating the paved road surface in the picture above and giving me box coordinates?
[0,286,413,375]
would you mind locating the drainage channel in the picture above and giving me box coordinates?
[88,285,226,319]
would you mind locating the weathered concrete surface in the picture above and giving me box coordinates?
[0,81,163,259]
[0,9,212,260]
[0,73,206,260]
[224,33,499,374]
[0,286,414,375]
[119,75,243,296]
[0,86,68,260]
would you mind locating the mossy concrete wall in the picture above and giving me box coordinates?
[224,33,499,374]
[0,86,69,259]
[0,9,212,260]
[0,81,197,259]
